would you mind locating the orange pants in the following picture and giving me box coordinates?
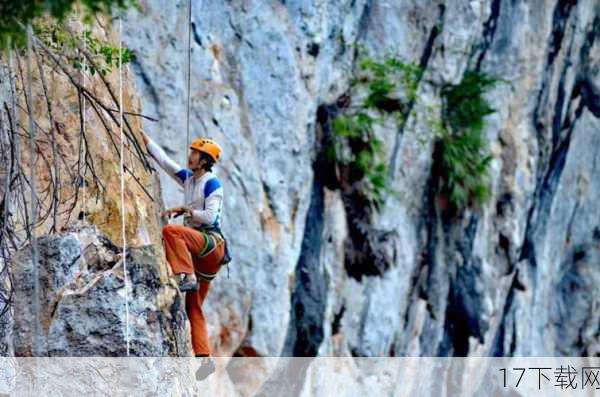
[162,224,224,356]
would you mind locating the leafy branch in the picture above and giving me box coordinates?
[0,0,140,49]
[34,20,135,76]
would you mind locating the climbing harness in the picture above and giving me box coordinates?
[192,224,232,280]
[118,15,131,356]
[195,230,218,257]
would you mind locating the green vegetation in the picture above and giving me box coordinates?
[0,0,138,49]
[330,46,500,213]
[35,21,135,75]
[354,56,422,116]
[329,112,388,208]
[329,51,422,210]
[0,0,137,75]
[437,71,500,210]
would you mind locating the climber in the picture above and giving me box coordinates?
[140,129,229,380]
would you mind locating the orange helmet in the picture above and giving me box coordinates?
[189,137,222,163]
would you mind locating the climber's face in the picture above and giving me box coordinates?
[187,149,202,170]
[188,149,209,172]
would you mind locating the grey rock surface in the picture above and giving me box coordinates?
[0,0,597,395]
[120,0,600,362]
[10,225,192,356]
[1,0,598,380]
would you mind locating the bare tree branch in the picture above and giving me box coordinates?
[33,41,60,233]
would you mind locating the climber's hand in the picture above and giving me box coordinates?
[172,206,190,218]
[161,206,190,218]
[160,207,181,218]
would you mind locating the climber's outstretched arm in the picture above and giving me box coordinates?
[142,131,192,187]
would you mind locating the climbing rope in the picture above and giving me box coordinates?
[184,0,193,206]
[118,15,131,356]
[25,24,42,356]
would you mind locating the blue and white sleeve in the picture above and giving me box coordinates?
[190,178,223,225]
[146,137,192,186]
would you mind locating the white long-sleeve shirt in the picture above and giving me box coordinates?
[146,137,223,229]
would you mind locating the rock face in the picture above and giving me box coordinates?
[0,15,168,356]
[1,0,599,376]
[10,225,191,356]
[119,0,600,361]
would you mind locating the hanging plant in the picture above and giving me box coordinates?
[328,48,423,211]
[437,70,501,211]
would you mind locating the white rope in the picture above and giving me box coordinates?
[186,0,192,149]
[118,15,131,356]
[184,0,193,207]
[25,24,42,356]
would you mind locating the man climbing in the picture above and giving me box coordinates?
[140,130,227,381]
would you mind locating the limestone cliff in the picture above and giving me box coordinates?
[2,0,599,370]
[122,0,600,359]
[0,16,183,356]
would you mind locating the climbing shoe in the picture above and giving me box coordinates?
[177,273,198,292]
[195,356,216,381]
